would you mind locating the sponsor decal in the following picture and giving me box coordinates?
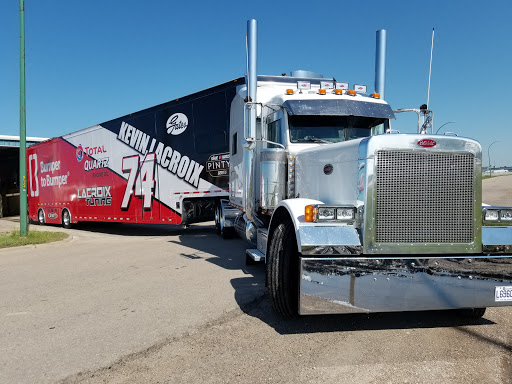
[418,139,437,148]
[166,113,188,136]
[38,160,68,188]
[76,145,84,162]
[46,207,59,220]
[323,164,333,175]
[29,153,39,197]
[77,186,112,206]
[40,160,60,174]
[84,157,109,171]
[40,173,69,188]
[84,145,107,155]
[76,144,107,161]
[207,153,229,177]
[117,121,204,188]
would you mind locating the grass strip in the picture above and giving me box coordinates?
[0,230,68,249]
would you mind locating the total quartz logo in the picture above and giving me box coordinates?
[76,144,107,162]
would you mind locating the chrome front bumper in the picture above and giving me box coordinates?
[300,255,512,315]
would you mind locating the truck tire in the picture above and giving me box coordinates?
[457,307,486,319]
[216,203,233,239]
[267,220,299,317]
[37,209,45,225]
[215,205,221,234]
[62,209,72,229]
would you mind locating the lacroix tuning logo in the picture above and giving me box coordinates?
[166,113,188,135]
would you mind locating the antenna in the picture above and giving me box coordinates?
[427,28,434,109]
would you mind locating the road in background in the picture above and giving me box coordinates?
[483,175,512,206]
[0,176,510,384]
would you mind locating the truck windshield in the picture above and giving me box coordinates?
[288,115,386,143]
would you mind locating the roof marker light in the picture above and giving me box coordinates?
[354,84,367,93]
[318,89,326,95]
[320,81,334,89]
[348,90,357,96]
[297,81,311,90]
[335,89,344,95]
[335,82,349,90]
[371,93,380,99]
[286,89,294,95]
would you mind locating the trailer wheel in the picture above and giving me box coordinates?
[457,307,486,319]
[62,209,72,229]
[214,205,221,234]
[37,209,45,225]
[216,203,233,239]
[267,219,299,317]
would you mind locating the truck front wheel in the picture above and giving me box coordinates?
[267,220,299,317]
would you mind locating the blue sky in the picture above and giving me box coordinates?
[1,0,511,166]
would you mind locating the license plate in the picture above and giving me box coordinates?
[495,286,512,302]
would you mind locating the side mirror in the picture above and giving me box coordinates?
[242,137,256,150]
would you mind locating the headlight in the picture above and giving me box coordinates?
[318,207,335,220]
[500,210,512,221]
[483,207,512,224]
[305,205,356,223]
[485,209,499,221]
[336,208,355,220]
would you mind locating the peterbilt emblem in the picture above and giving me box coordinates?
[323,164,333,175]
[418,139,437,148]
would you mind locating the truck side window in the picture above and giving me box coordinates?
[267,120,281,148]
[232,132,237,155]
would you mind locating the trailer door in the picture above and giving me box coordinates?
[139,153,160,222]
[121,153,160,223]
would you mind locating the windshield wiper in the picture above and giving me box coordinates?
[300,136,331,144]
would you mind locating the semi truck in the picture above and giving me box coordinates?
[27,20,512,317]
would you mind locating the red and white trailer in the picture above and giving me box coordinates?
[27,79,239,228]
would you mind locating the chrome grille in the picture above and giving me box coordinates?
[375,151,475,243]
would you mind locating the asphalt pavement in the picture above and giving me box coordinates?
[0,176,510,383]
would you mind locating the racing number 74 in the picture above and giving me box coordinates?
[121,153,156,210]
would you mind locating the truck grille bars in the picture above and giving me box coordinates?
[375,150,475,244]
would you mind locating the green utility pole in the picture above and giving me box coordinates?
[19,0,28,236]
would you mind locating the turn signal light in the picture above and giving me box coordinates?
[286,89,294,95]
[348,90,357,96]
[305,205,315,222]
